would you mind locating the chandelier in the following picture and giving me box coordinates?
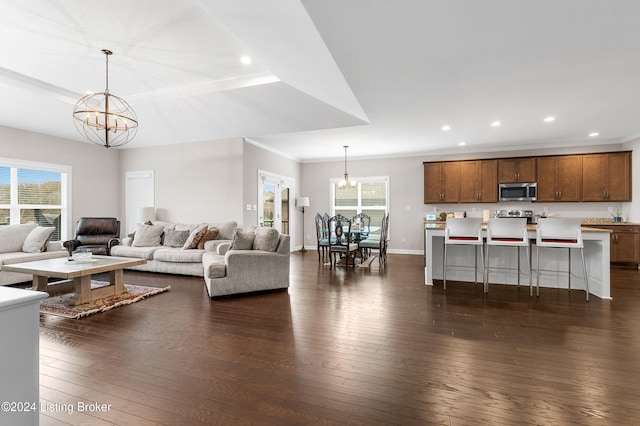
[338,145,356,189]
[72,49,138,148]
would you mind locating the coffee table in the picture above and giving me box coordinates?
[2,256,147,305]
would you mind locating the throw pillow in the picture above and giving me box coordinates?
[132,223,164,247]
[22,226,55,253]
[183,225,208,249]
[197,227,219,249]
[252,227,280,252]
[230,230,255,250]
[163,229,190,248]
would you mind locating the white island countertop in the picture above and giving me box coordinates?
[424,222,611,299]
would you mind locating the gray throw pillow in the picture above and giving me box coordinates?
[163,229,190,247]
[132,224,164,247]
[230,230,255,250]
[252,227,280,252]
[22,226,55,253]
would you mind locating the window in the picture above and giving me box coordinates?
[331,176,389,231]
[0,159,71,241]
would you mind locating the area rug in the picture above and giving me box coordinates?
[39,281,170,319]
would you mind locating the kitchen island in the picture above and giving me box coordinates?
[424,221,612,299]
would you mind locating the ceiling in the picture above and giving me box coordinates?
[1,0,640,162]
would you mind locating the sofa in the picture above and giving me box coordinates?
[203,227,290,298]
[0,222,67,286]
[109,221,239,276]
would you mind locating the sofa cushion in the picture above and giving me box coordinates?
[132,223,164,247]
[0,223,38,254]
[203,252,226,278]
[253,227,280,252]
[183,225,208,249]
[153,248,205,263]
[0,250,68,266]
[197,227,219,249]
[163,229,190,248]
[230,230,255,250]
[22,226,55,253]
[110,245,160,260]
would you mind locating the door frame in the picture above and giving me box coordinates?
[257,170,295,245]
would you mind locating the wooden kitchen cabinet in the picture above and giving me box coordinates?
[460,159,498,202]
[582,152,631,201]
[589,224,640,265]
[536,155,582,201]
[498,157,537,182]
[423,161,460,203]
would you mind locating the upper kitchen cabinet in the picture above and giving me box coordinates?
[537,155,582,202]
[582,152,631,201]
[497,157,537,183]
[460,160,498,203]
[423,161,460,203]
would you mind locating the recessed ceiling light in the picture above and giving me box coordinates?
[589,132,599,137]
[544,116,556,122]
[458,141,466,146]
[491,121,501,127]
[441,125,451,131]
[240,55,252,65]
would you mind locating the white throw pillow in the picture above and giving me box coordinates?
[22,226,55,253]
[132,223,165,247]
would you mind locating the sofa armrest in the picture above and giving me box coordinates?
[224,250,289,277]
[217,242,231,255]
[203,239,232,252]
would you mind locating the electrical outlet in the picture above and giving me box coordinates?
[246,204,252,211]
[401,237,406,243]
[608,207,614,214]
[405,205,411,211]
[433,207,439,213]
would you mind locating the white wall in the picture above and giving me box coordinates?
[119,138,244,231]
[0,125,120,238]
[623,137,640,223]
[301,142,633,254]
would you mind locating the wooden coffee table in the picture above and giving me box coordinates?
[2,256,146,305]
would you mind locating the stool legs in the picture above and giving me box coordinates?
[535,246,589,301]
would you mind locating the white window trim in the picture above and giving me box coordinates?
[0,157,72,240]
[329,175,390,222]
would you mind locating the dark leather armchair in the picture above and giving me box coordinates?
[63,217,121,256]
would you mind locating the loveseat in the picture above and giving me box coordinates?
[0,223,67,286]
[203,227,290,298]
[109,221,238,276]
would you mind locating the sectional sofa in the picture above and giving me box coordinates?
[110,221,290,298]
[110,221,238,276]
[0,223,67,286]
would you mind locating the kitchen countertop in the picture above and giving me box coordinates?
[423,220,615,233]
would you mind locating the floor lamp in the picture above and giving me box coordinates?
[297,197,310,252]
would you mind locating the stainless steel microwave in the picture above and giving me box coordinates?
[499,182,537,202]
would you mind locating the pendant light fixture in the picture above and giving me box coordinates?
[338,145,356,189]
[72,49,138,148]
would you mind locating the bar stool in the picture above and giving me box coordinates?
[485,218,532,295]
[535,218,590,302]
[444,218,485,292]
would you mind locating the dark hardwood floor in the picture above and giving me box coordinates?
[32,252,640,425]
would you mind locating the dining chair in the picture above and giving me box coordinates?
[358,213,389,265]
[485,218,531,295]
[535,218,590,301]
[327,214,359,268]
[352,213,371,240]
[444,218,485,291]
[315,213,329,262]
